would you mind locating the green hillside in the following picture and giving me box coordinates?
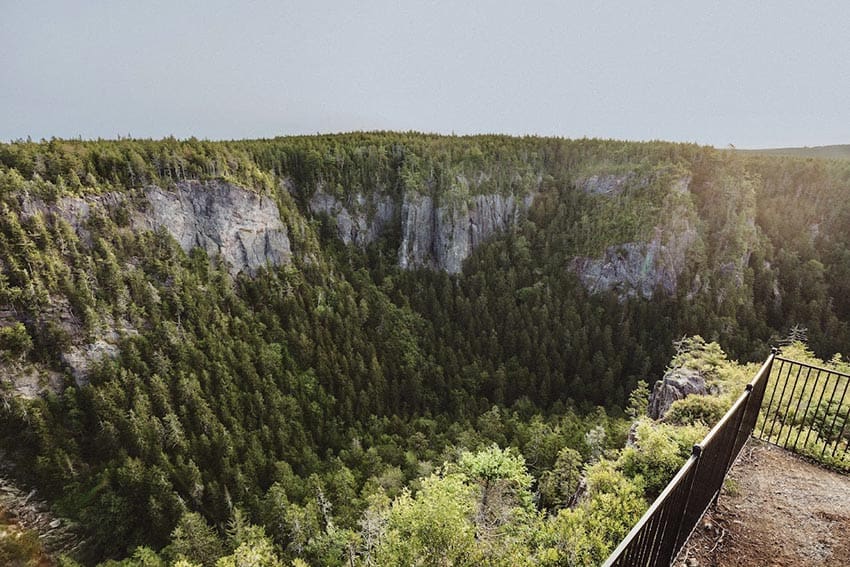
[735,144,850,160]
[0,133,849,565]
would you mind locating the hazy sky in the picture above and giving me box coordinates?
[2,1,849,147]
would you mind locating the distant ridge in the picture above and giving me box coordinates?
[735,144,850,160]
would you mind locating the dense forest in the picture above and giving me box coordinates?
[0,133,849,565]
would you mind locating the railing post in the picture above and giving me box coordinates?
[600,350,827,567]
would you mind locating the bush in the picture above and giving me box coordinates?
[617,419,705,497]
[0,322,32,360]
[664,394,728,426]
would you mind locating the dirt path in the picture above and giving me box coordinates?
[678,439,850,567]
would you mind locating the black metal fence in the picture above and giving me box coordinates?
[755,356,850,467]
[601,352,776,567]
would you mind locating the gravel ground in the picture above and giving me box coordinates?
[677,439,850,567]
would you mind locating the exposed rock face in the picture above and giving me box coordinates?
[303,171,536,274]
[0,361,63,399]
[19,192,125,247]
[20,180,292,277]
[572,241,667,299]
[61,340,120,387]
[398,193,436,270]
[0,472,85,557]
[580,174,635,196]
[570,225,697,299]
[570,176,698,299]
[309,189,396,246]
[141,180,291,276]
[648,367,708,419]
[14,180,293,389]
[398,192,531,273]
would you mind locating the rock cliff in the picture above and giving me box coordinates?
[307,183,535,274]
[398,191,533,273]
[570,176,699,299]
[22,180,292,277]
[308,188,396,246]
[16,180,293,385]
[141,180,291,276]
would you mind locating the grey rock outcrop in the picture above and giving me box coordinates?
[580,174,634,196]
[0,474,85,556]
[398,193,436,270]
[20,180,292,277]
[19,192,126,247]
[13,180,294,391]
[571,241,668,299]
[570,176,698,299]
[61,340,119,387]
[648,367,708,419]
[398,192,531,273]
[0,361,64,399]
[140,180,291,276]
[309,188,396,246]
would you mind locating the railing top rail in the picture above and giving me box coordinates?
[602,351,777,567]
[699,387,750,449]
[749,351,778,388]
[775,356,850,380]
[701,352,775,448]
[600,454,699,567]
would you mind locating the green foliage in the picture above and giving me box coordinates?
[216,534,283,567]
[0,322,32,360]
[537,447,583,510]
[164,512,225,567]
[536,460,646,566]
[664,394,728,426]
[626,380,649,419]
[372,472,479,567]
[616,419,706,497]
[0,133,848,565]
[97,546,166,567]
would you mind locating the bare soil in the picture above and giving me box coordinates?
[678,439,850,567]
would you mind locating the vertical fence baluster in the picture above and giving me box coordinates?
[822,374,850,459]
[792,367,822,449]
[817,372,845,454]
[803,368,832,449]
[672,447,701,552]
[785,365,814,449]
[768,362,802,442]
[759,358,787,439]
[830,382,850,459]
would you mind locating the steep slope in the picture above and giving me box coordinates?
[0,133,849,564]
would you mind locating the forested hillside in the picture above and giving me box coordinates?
[1,133,849,565]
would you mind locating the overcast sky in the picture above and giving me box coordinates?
[2,1,848,148]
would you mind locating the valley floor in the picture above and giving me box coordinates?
[678,440,850,567]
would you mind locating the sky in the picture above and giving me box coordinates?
[2,1,849,148]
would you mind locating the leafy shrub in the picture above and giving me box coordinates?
[617,419,706,497]
[664,394,728,426]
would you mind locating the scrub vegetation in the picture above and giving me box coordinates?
[0,133,848,565]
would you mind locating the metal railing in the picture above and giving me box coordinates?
[602,351,776,567]
[756,356,850,466]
